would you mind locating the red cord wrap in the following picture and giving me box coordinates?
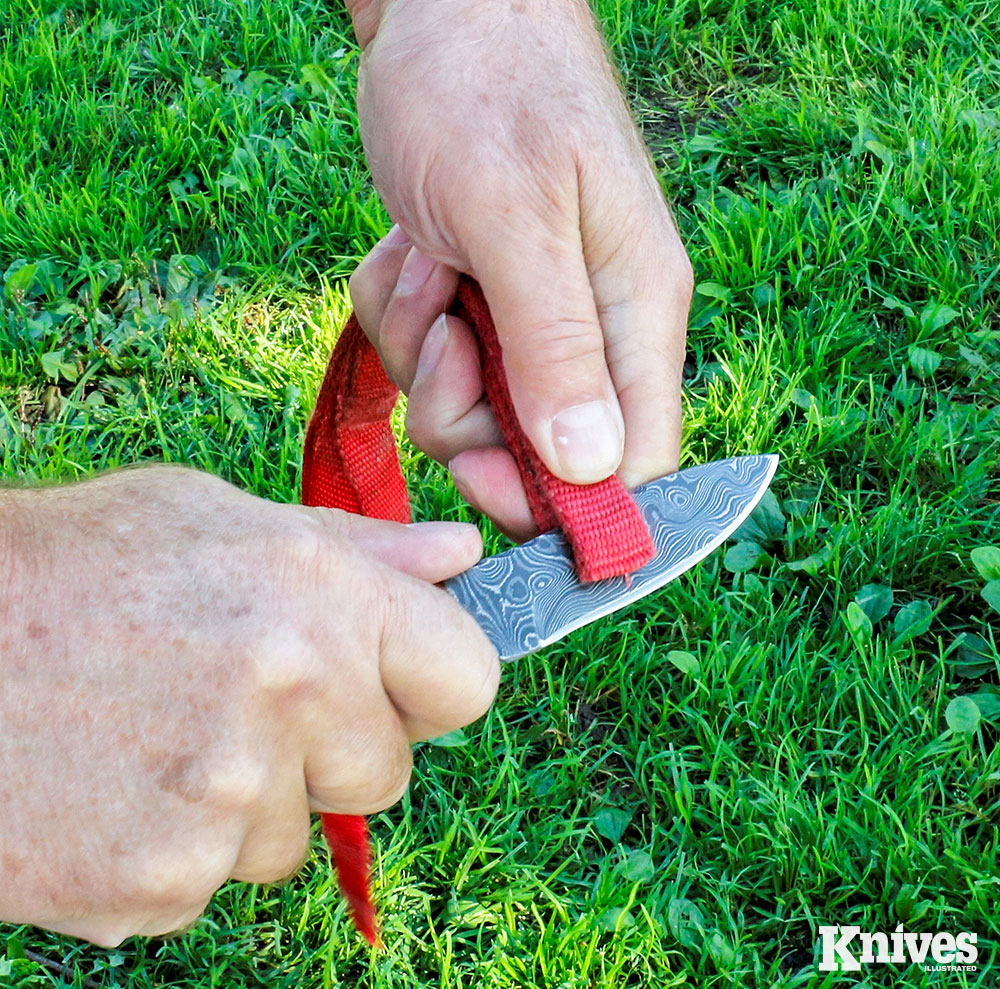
[301,275,653,944]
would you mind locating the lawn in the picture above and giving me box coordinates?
[1,0,999,985]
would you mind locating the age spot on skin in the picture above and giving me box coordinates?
[152,753,206,804]
[26,621,48,640]
[2,851,26,879]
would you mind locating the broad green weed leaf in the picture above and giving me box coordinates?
[844,602,872,641]
[40,350,64,379]
[667,898,706,948]
[695,281,732,303]
[908,345,942,379]
[895,884,931,923]
[893,600,933,641]
[882,294,915,319]
[958,344,988,370]
[219,172,251,193]
[971,547,1000,581]
[301,62,339,95]
[970,688,1000,722]
[958,109,1000,134]
[856,583,894,622]
[946,696,981,733]
[623,850,656,882]
[594,808,632,842]
[790,388,816,410]
[864,139,894,165]
[982,581,1000,614]
[707,932,737,967]
[724,541,763,572]
[667,650,700,676]
[688,134,725,154]
[787,545,831,576]
[442,897,499,927]
[527,769,557,797]
[690,305,723,330]
[40,349,78,382]
[895,885,918,922]
[734,489,786,543]
[597,908,635,932]
[919,302,960,333]
[3,260,38,298]
[752,282,776,307]
[220,391,251,426]
[950,633,996,678]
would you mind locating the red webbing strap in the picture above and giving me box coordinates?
[302,312,402,945]
[302,312,410,524]
[301,275,653,944]
[452,279,654,581]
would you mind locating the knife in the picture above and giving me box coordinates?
[445,454,779,660]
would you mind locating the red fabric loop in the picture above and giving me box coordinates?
[301,275,653,944]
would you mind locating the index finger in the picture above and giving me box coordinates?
[377,565,501,742]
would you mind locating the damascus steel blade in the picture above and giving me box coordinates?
[445,454,778,661]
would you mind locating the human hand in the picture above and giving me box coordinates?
[0,466,498,946]
[345,0,692,539]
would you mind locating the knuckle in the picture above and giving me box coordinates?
[673,251,695,304]
[234,818,311,886]
[358,737,413,812]
[512,317,603,375]
[463,646,502,724]
[260,835,311,886]
[84,923,135,949]
[279,515,331,573]
[368,764,413,813]
[348,270,389,346]
[149,905,208,939]
[403,398,431,449]
[375,576,406,655]
[403,399,449,461]
[131,846,229,909]
[246,625,322,695]
[205,758,269,811]
[433,639,500,735]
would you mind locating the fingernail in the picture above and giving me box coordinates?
[550,400,624,484]
[412,314,449,385]
[381,224,410,248]
[395,246,436,295]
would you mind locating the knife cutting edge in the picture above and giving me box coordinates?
[446,454,779,661]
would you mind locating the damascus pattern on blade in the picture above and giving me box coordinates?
[445,454,778,661]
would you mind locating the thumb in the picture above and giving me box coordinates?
[299,507,483,583]
[472,232,625,485]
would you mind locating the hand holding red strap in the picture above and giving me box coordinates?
[301,276,653,944]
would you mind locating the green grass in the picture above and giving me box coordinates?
[2,0,999,986]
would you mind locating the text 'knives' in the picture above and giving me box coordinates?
[446,454,779,660]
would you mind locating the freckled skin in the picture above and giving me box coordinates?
[0,466,498,946]
[2,0,690,948]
